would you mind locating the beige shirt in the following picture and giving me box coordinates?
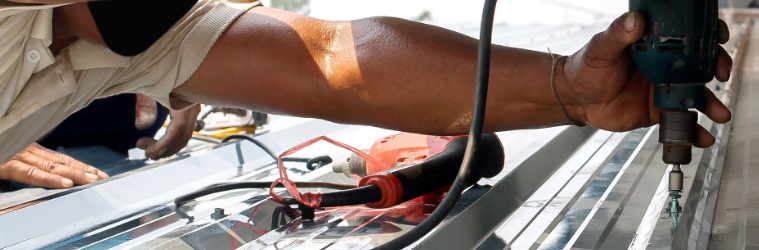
[0,0,261,163]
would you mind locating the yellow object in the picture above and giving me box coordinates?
[193,127,257,140]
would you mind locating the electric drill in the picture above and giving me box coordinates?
[629,0,720,226]
[330,133,505,208]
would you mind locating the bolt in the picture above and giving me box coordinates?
[212,208,226,219]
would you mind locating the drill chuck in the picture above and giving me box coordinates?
[660,110,698,165]
[659,110,698,145]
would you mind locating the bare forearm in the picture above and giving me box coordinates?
[175,7,582,135]
[336,17,582,133]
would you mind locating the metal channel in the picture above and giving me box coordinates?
[508,132,630,250]
[473,130,617,249]
[708,19,759,250]
[532,127,652,250]
[414,126,598,250]
[570,127,660,250]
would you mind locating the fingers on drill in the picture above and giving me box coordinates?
[135,94,158,130]
[608,11,645,48]
[716,46,733,82]
[2,160,73,189]
[700,89,732,124]
[586,11,645,63]
[695,125,716,148]
[719,19,730,45]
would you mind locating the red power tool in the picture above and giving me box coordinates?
[327,133,505,208]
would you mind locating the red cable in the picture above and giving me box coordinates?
[269,136,388,209]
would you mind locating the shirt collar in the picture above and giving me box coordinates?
[29,9,54,46]
[65,39,130,71]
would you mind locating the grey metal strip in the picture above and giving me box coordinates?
[570,127,659,250]
[508,132,627,250]
[627,162,671,250]
[415,126,598,250]
[535,128,650,250]
[473,130,615,249]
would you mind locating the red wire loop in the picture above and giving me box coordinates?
[269,136,389,209]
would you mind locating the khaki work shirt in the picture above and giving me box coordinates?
[0,0,261,163]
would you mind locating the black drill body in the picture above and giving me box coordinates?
[629,0,721,226]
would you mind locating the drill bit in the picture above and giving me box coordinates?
[668,164,683,228]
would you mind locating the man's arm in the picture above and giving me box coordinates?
[174,7,582,135]
[173,8,731,144]
[51,5,730,146]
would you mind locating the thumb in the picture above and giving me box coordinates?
[585,11,645,61]
[135,94,158,130]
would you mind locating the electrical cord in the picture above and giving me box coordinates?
[174,181,357,208]
[373,0,497,249]
[280,184,383,207]
[221,134,332,169]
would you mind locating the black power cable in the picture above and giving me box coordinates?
[373,0,497,249]
[174,181,357,208]
[221,134,332,169]
[280,184,383,207]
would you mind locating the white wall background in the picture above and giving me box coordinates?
[260,0,628,25]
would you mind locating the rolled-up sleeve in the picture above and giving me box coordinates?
[99,0,262,111]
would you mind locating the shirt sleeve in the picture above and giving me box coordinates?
[99,0,262,111]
